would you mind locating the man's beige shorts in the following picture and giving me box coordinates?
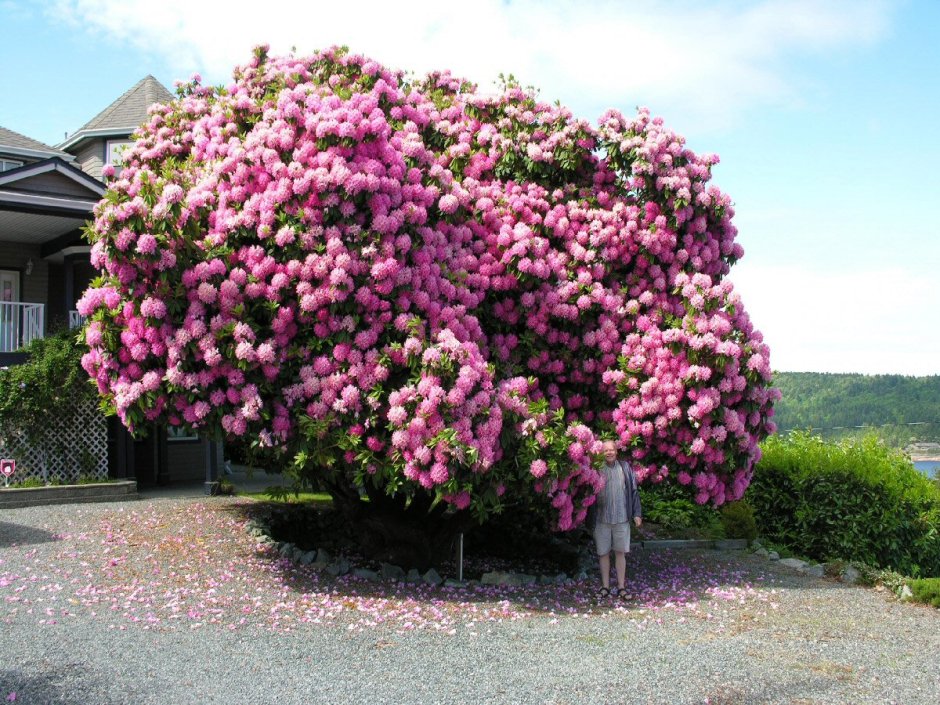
[594,521,631,555]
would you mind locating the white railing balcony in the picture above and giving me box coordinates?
[0,302,45,353]
[69,310,87,330]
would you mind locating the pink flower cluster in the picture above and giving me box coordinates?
[609,272,778,504]
[385,329,502,503]
[79,46,777,527]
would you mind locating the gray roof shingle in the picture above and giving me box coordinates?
[0,125,71,158]
[66,75,174,141]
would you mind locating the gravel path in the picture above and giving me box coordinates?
[2,497,939,704]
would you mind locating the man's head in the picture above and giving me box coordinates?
[602,440,618,463]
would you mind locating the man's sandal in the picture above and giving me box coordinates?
[597,587,610,598]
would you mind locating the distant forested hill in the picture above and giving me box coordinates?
[771,373,940,446]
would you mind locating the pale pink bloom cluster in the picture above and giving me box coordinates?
[386,329,502,501]
[79,46,776,527]
[610,272,778,504]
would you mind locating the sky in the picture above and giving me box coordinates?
[1,0,937,376]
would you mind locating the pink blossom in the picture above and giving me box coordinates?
[140,297,167,319]
[136,234,158,255]
[438,194,459,214]
[530,459,548,478]
[196,283,217,304]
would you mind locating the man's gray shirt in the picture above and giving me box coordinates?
[594,459,642,527]
[598,461,628,525]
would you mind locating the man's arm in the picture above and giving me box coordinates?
[628,464,642,526]
[621,460,642,526]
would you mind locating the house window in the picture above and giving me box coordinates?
[105,139,133,176]
[0,159,23,172]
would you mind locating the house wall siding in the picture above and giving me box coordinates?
[74,140,104,180]
[5,172,96,199]
[46,263,66,328]
[0,242,48,305]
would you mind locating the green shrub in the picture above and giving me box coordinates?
[647,498,699,531]
[854,564,907,593]
[76,475,111,485]
[748,432,940,577]
[8,477,44,488]
[909,577,940,607]
[0,331,98,484]
[0,330,94,444]
[217,479,237,496]
[720,500,758,542]
[641,481,723,538]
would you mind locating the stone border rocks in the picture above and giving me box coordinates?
[747,540,865,586]
[244,510,758,590]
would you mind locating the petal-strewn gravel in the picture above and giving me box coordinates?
[2,496,939,704]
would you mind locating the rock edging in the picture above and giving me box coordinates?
[247,514,924,601]
[748,540,864,585]
[244,512,755,589]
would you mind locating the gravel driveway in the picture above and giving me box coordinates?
[2,496,939,705]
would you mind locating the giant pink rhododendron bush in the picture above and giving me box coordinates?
[80,46,776,533]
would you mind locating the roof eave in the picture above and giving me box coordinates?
[59,126,138,151]
[0,145,74,162]
[0,190,98,218]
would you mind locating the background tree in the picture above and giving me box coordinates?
[79,46,776,564]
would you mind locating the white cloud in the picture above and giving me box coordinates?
[730,262,940,376]
[49,0,892,129]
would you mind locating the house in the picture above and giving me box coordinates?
[0,76,223,492]
[0,126,102,358]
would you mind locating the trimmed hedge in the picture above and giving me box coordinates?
[747,433,940,577]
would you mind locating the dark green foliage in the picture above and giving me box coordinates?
[748,433,940,577]
[8,477,44,488]
[0,330,95,453]
[772,372,940,446]
[720,501,758,542]
[641,481,723,538]
[908,577,940,607]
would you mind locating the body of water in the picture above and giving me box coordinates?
[913,460,940,478]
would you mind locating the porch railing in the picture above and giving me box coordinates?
[0,302,45,353]
[69,310,87,330]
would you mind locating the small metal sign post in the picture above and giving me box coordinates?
[0,458,15,488]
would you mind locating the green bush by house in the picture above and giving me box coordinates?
[0,330,95,464]
[747,432,940,577]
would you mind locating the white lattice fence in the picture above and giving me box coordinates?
[0,396,108,484]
